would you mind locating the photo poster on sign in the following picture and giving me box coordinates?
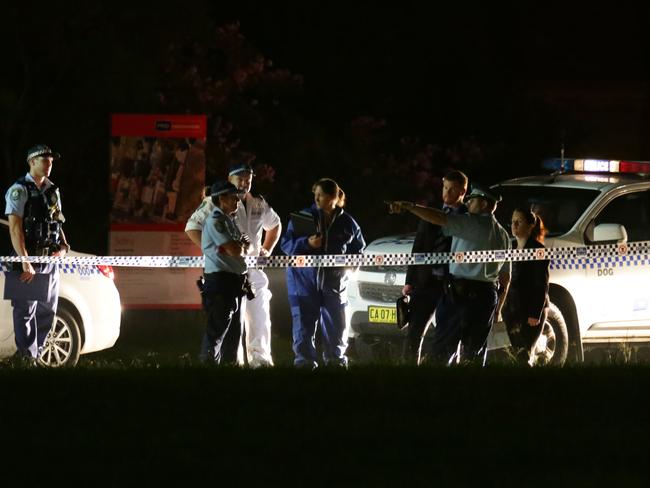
[109,114,207,309]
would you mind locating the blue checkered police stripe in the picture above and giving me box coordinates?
[1,240,649,268]
[0,262,102,275]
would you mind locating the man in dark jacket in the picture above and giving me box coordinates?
[402,170,467,364]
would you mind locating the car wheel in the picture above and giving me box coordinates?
[533,303,568,366]
[38,307,82,367]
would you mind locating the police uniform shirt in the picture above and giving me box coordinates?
[443,212,511,282]
[185,196,213,232]
[4,173,60,218]
[202,207,247,275]
[233,193,280,256]
[186,193,280,256]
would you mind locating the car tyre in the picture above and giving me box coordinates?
[533,302,568,366]
[38,307,82,367]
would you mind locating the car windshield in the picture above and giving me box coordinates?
[493,185,600,237]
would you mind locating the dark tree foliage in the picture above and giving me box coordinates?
[1,2,648,252]
[159,22,304,182]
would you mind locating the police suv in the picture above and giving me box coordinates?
[347,159,650,364]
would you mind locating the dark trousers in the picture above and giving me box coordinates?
[432,277,498,365]
[403,281,443,364]
[6,264,60,359]
[201,272,244,365]
[505,307,548,363]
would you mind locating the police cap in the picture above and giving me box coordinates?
[26,144,61,162]
[210,180,245,197]
[228,162,255,177]
[464,184,502,203]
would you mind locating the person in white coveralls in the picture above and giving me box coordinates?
[185,158,281,367]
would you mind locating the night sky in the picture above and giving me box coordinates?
[2,2,650,250]
[213,2,649,151]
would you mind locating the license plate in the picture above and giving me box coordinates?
[368,306,397,324]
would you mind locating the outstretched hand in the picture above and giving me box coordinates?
[385,200,413,214]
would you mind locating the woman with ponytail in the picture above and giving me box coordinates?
[281,178,365,369]
[502,207,550,365]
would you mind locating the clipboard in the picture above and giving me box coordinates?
[289,210,319,238]
[3,272,51,302]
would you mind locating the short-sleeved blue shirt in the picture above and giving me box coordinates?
[202,207,247,275]
[4,173,59,218]
[443,212,511,282]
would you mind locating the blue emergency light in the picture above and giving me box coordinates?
[542,158,650,175]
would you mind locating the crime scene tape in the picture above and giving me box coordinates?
[0,240,648,271]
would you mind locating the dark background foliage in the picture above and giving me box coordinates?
[2,1,649,251]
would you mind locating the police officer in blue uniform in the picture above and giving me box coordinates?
[388,183,511,365]
[200,180,252,365]
[401,170,467,364]
[4,144,70,364]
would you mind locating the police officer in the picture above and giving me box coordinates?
[401,170,467,364]
[4,144,70,364]
[186,159,281,367]
[201,180,250,364]
[388,183,511,365]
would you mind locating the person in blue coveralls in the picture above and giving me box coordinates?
[281,178,366,369]
[4,144,70,365]
[200,180,252,365]
[388,184,511,365]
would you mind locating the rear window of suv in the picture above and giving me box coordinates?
[493,186,600,237]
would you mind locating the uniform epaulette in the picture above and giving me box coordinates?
[212,209,228,220]
[213,212,229,233]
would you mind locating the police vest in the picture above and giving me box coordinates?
[16,176,64,255]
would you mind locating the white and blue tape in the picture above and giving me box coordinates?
[0,241,647,271]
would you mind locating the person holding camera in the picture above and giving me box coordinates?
[281,178,365,369]
[4,144,70,365]
[199,180,252,365]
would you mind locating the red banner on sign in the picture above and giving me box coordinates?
[111,114,207,138]
[109,114,207,309]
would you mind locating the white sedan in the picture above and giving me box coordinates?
[1,219,121,366]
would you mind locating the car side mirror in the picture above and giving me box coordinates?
[593,223,627,243]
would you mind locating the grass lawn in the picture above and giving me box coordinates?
[1,311,649,486]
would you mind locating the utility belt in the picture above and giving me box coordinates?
[26,244,61,257]
[444,276,497,299]
[9,244,60,272]
[409,275,445,293]
[197,272,255,300]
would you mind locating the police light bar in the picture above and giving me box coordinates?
[542,158,650,175]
